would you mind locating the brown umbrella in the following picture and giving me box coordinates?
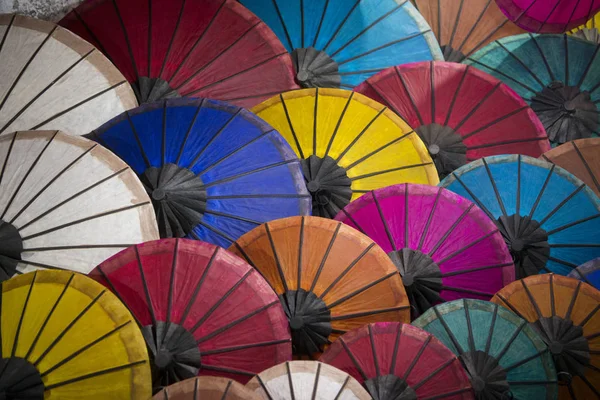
[229,216,409,359]
[541,138,600,197]
[153,377,260,400]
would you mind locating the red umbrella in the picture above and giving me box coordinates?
[59,0,298,107]
[355,61,550,178]
[89,238,291,392]
[320,322,472,399]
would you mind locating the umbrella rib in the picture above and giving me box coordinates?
[443,66,470,126]
[124,111,151,168]
[322,0,361,52]
[461,106,528,139]
[0,25,57,114]
[32,290,106,367]
[343,131,413,171]
[573,141,600,191]
[466,135,546,149]
[312,0,329,48]
[11,272,37,357]
[372,191,396,251]
[436,230,497,265]
[349,162,432,181]
[482,158,507,217]
[484,303,499,355]
[565,279,581,321]
[324,92,354,158]
[313,89,319,155]
[157,0,186,78]
[339,338,368,380]
[270,0,294,50]
[311,362,322,400]
[297,217,305,291]
[23,244,133,252]
[203,159,297,188]
[189,269,253,334]
[329,2,406,58]
[336,68,386,76]
[427,204,474,257]
[495,321,527,363]
[550,243,600,248]
[135,246,157,327]
[161,101,167,164]
[441,262,514,278]
[528,165,555,218]
[577,44,600,88]
[0,131,59,220]
[496,41,545,88]
[195,300,278,344]
[203,210,261,226]
[199,338,290,356]
[446,0,465,51]
[362,81,393,108]
[165,238,180,328]
[331,305,412,321]
[178,247,219,325]
[175,99,205,164]
[337,30,430,66]
[368,324,381,377]
[389,323,402,375]
[165,0,226,83]
[538,184,586,226]
[286,361,296,400]
[8,144,96,225]
[579,374,600,397]
[432,306,464,354]
[412,358,458,392]
[20,202,150,241]
[453,82,502,132]
[494,293,527,319]
[110,0,139,81]
[334,107,387,163]
[70,10,111,63]
[454,0,492,53]
[403,335,432,381]
[439,285,494,297]
[0,132,16,192]
[208,193,311,199]
[564,34,570,84]
[464,301,476,354]
[39,321,131,377]
[147,0,152,77]
[308,223,341,294]
[521,279,543,318]
[256,375,274,400]
[338,209,366,234]
[16,259,66,272]
[279,94,304,158]
[200,364,255,377]
[0,49,95,135]
[447,172,495,221]
[95,267,142,327]
[395,66,424,125]
[264,222,289,293]
[529,34,555,81]
[465,58,538,95]
[578,304,600,328]
[328,271,397,309]
[44,360,146,391]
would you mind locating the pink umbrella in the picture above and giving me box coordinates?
[495,0,600,33]
[334,184,514,318]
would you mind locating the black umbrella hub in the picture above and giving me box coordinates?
[0,357,44,399]
[292,47,340,88]
[416,124,467,179]
[440,45,467,63]
[460,350,511,399]
[301,156,352,219]
[364,374,417,400]
[0,220,23,281]
[132,77,181,105]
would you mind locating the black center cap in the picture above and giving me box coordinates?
[0,357,44,399]
[0,220,23,281]
[364,375,416,400]
[301,155,352,219]
[133,77,180,104]
[415,123,467,179]
[291,47,340,88]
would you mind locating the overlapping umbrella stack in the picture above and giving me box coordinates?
[1,0,600,399]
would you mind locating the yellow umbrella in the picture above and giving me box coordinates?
[569,13,600,42]
[252,89,438,218]
[0,270,151,399]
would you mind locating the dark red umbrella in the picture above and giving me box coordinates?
[59,0,298,107]
[89,238,291,392]
[355,61,550,178]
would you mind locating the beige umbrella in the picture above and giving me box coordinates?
[0,14,136,136]
[0,130,158,280]
[246,361,371,400]
[153,377,260,400]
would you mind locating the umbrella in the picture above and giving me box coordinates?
[568,257,600,289]
[229,216,410,358]
[334,183,514,318]
[246,361,371,399]
[355,61,550,178]
[320,322,472,399]
[570,13,600,42]
[541,138,600,197]
[464,34,600,145]
[440,155,600,278]
[89,97,310,248]
[251,89,438,218]
[239,0,443,89]
[0,270,151,399]
[491,274,600,398]
[494,0,600,33]
[412,299,558,399]
[59,0,298,107]
[153,377,259,400]
[0,130,158,281]
[410,0,524,62]
[0,14,136,137]
[89,239,291,391]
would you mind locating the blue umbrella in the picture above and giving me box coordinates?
[90,98,311,247]
[239,0,442,89]
[440,154,600,279]
[412,299,557,400]
[464,34,600,145]
[568,257,600,289]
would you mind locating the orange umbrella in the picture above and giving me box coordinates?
[492,274,600,399]
[541,138,600,197]
[229,216,409,359]
[153,377,259,400]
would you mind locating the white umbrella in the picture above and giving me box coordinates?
[0,130,158,280]
[0,14,137,136]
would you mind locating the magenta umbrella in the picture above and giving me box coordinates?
[334,184,514,319]
[495,0,600,33]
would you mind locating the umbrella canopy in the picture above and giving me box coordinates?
[464,34,600,145]
[0,270,151,399]
[568,257,600,289]
[0,14,136,136]
[440,155,600,278]
[239,0,443,89]
[413,299,558,399]
[89,239,291,391]
[355,61,550,178]
[89,98,310,248]
[320,322,472,399]
[0,130,158,281]
[229,216,410,358]
[570,13,600,42]
[334,184,514,318]
[153,377,259,400]
[491,274,600,398]
[541,138,600,197]
[251,89,438,218]
[410,0,524,62]
[246,361,371,399]
[59,0,298,107]
[495,0,600,33]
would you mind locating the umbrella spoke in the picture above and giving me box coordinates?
[343,131,413,171]
[318,243,375,300]
[44,360,146,391]
[372,191,396,252]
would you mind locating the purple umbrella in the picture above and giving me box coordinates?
[334,183,514,318]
